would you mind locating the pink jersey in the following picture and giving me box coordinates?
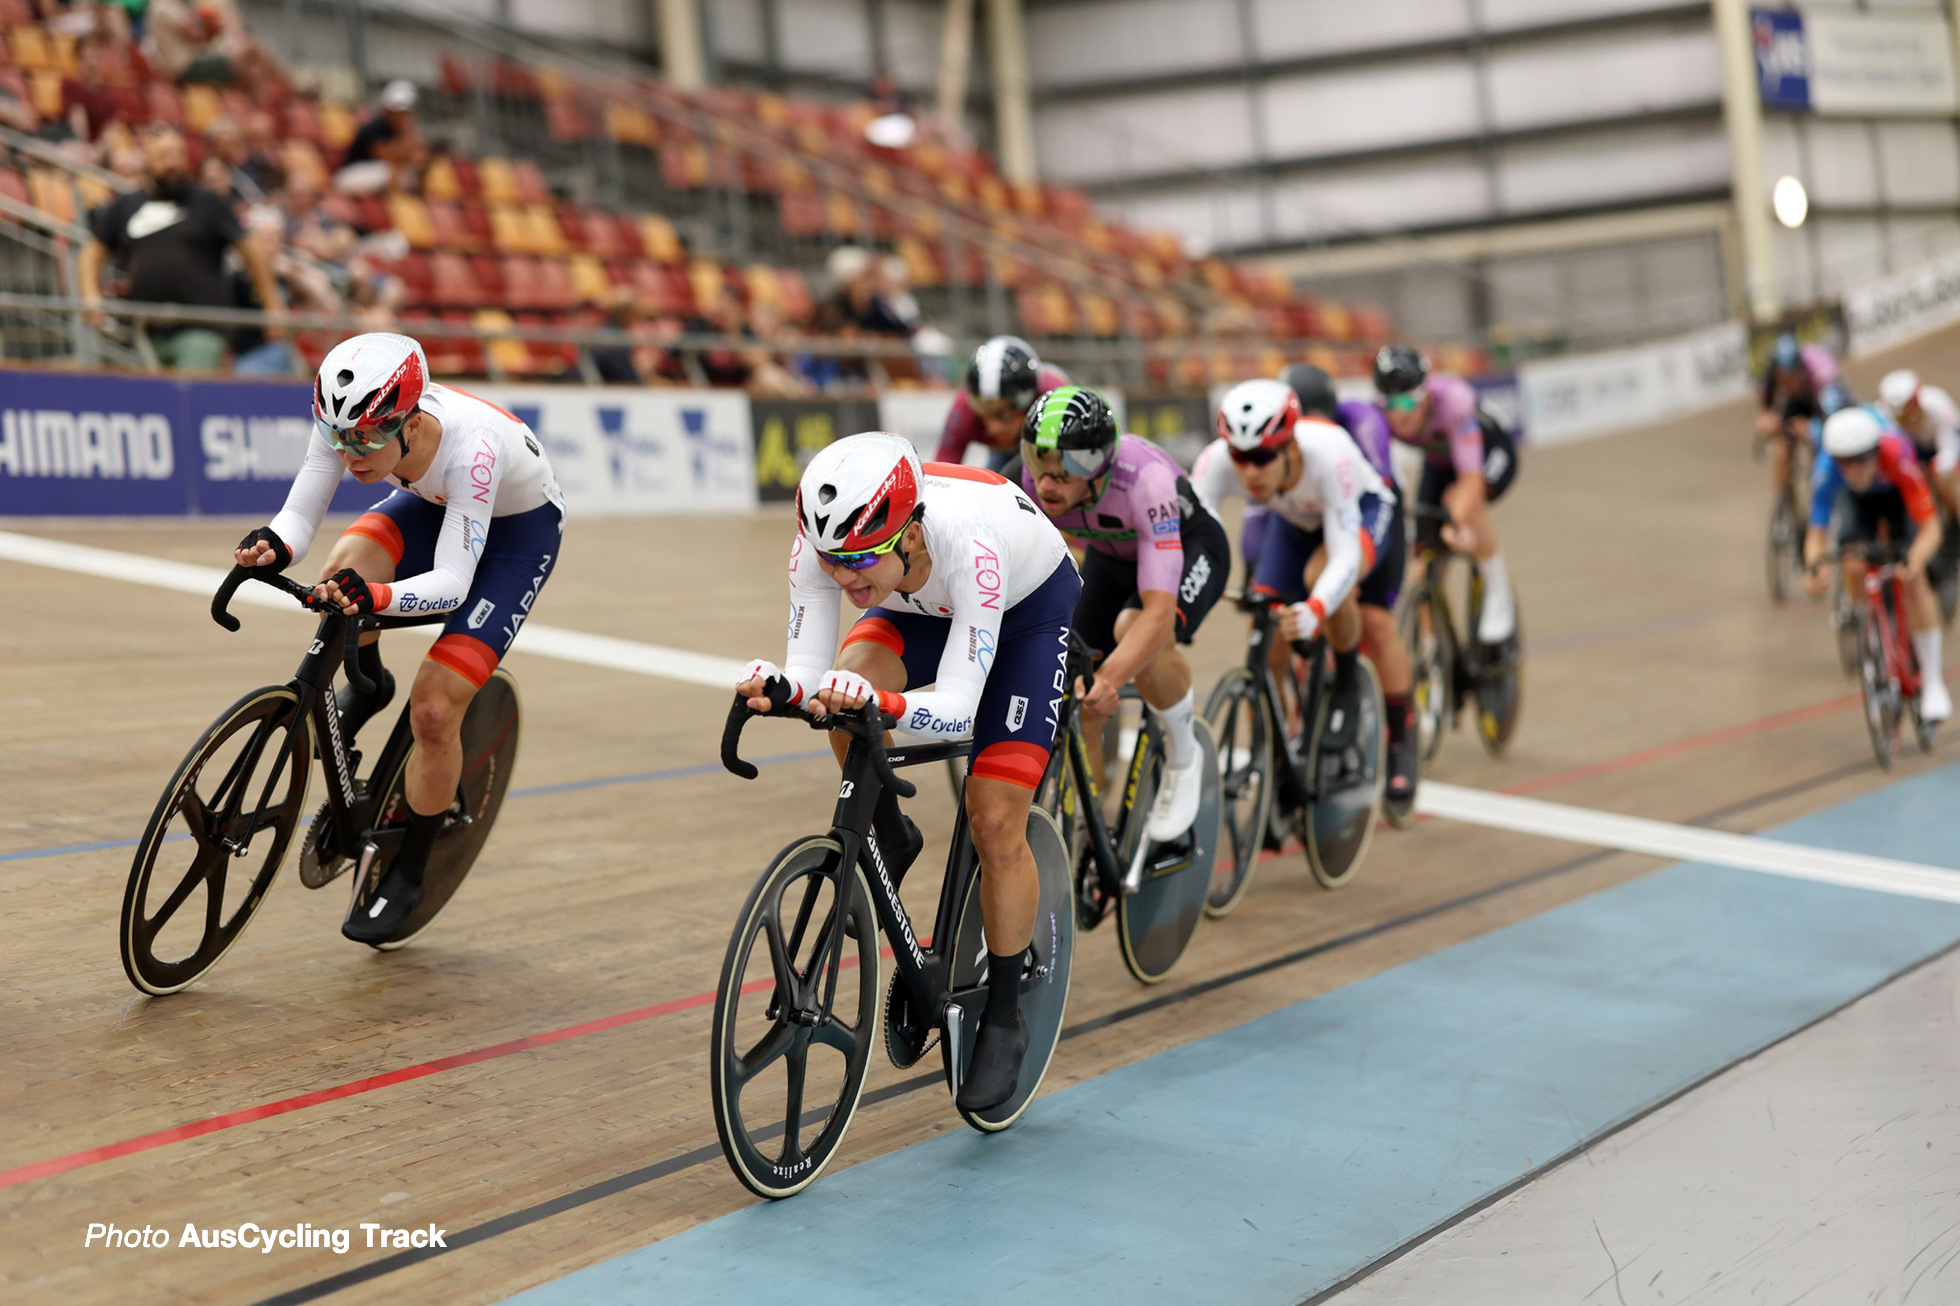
[1019,433,1197,595]
[1392,373,1485,476]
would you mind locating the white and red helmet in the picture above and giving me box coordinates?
[1879,369,1921,416]
[796,432,923,553]
[313,332,428,448]
[1216,378,1301,452]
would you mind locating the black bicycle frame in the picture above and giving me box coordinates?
[1236,597,1327,813]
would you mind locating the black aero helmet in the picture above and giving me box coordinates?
[1021,385,1118,481]
[1279,362,1339,418]
[1372,344,1428,396]
[966,334,1042,410]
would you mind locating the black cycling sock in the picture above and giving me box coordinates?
[1384,693,1412,744]
[1332,647,1359,697]
[354,639,386,687]
[985,948,1026,1022]
[392,807,443,882]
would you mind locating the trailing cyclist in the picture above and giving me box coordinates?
[936,335,1071,471]
[235,332,565,944]
[1372,344,1519,645]
[735,434,1080,1112]
[1016,386,1230,843]
[1194,378,1396,759]
[1757,332,1844,497]
[1805,406,1951,723]
[1878,369,1960,514]
[1201,365,1419,808]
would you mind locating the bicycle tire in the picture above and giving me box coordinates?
[121,686,312,995]
[1202,666,1273,919]
[1857,606,1899,771]
[1112,717,1219,984]
[1831,571,1860,679]
[1767,491,1800,603]
[944,807,1074,1132]
[1301,657,1387,890]
[1398,587,1451,765]
[710,835,879,1199]
[345,668,522,951]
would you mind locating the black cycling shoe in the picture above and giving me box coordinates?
[342,861,424,946]
[1385,733,1419,806]
[956,1010,1028,1113]
[1320,685,1363,753]
[335,668,396,742]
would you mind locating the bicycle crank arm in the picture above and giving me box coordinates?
[939,987,988,1090]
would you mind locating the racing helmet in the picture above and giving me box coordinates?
[796,432,923,554]
[313,332,428,454]
[1021,386,1119,481]
[1371,344,1428,397]
[1879,369,1921,415]
[1278,362,1339,418]
[964,335,1042,410]
[1216,378,1301,452]
[1822,406,1884,461]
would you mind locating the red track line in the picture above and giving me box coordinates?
[0,684,1887,1191]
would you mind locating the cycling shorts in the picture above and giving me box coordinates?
[842,559,1081,790]
[1416,416,1517,516]
[344,492,564,687]
[1072,508,1231,657]
[1251,492,1403,612]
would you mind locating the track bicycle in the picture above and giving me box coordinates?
[1399,504,1524,763]
[1035,634,1220,985]
[119,566,520,995]
[1201,591,1387,918]
[1765,423,1812,603]
[1824,541,1937,770]
[711,691,1074,1199]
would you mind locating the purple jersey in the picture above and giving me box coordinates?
[1392,373,1484,475]
[1333,398,1395,483]
[1021,433,1195,595]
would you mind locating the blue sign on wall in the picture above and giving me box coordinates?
[0,369,368,517]
[1753,8,1811,111]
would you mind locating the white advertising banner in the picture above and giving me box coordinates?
[1517,323,1750,446]
[469,385,756,516]
[1807,10,1958,116]
[1841,250,1960,358]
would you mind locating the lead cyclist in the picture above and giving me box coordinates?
[234,332,566,944]
[736,433,1080,1111]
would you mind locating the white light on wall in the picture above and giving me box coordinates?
[1773,175,1809,229]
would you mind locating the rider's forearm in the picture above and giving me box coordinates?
[1804,526,1829,567]
[1910,518,1942,570]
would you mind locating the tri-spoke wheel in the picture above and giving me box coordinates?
[710,837,879,1200]
[121,686,312,995]
[1202,666,1272,918]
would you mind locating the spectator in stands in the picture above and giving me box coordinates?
[274,172,355,267]
[228,205,293,375]
[585,286,656,386]
[334,79,421,196]
[199,114,275,203]
[824,245,913,338]
[60,32,127,145]
[144,0,284,97]
[78,123,285,371]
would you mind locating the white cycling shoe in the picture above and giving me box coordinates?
[1921,677,1952,725]
[1478,584,1516,645]
[1145,758,1203,844]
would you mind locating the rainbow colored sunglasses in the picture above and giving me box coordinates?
[817,528,909,571]
[316,410,408,455]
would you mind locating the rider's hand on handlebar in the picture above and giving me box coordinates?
[1281,600,1322,645]
[736,659,792,712]
[813,668,876,719]
[1755,409,1780,438]
[310,567,383,616]
[234,525,290,570]
[1804,561,1829,598]
[1077,672,1119,718]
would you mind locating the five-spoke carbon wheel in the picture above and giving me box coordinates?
[121,686,312,995]
[710,837,880,1199]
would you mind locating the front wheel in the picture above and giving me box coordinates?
[1398,587,1451,765]
[121,686,313,995]
[1202,667,1272,918]
[710,836,880,1199]
[1767,490,1801,603]
[1857,606,1900,771]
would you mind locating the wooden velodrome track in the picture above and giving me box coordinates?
[6,326,1959,1304]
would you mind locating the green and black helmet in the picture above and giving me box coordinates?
[1020,385,1119,482]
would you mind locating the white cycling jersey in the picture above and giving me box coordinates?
[269,383,565,619]
[1192,417,1395,616]
[783,464,1070,738]
[1909,385,1960,478]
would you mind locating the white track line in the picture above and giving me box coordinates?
[1419,781,1960,904]
[0,528,745,687]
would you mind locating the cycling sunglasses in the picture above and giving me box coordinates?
[317,410,407,455]
[1022,443,1113,482]
[817,529,909,571]
[1381,391,1424,412]
[1227,442,1285,468]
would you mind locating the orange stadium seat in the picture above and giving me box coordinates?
[387,194,439,250]
[521,203,566,255]
[569,253,612,304]
[27,168,74,225]
[488,205,530,254]
[776,268,814,325]
[181,83,221,134]
[422,156,465,202]
[7,24,51,72]
[477,158,521,207]
[687,259,725,309]
[512,160,551,206]
[26,69,58,120]
[317,101,357,154]
[637,213,682,264]
[473,310,535,377]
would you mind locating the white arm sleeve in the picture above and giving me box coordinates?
[782,536,839,707]
[1190,440,1242,518]
[891,598,996,740]
[266,435,346,567]
[1305,448,1365,616]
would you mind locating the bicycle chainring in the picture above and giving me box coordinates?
[883,970,936,1070]
[296,802,350,889]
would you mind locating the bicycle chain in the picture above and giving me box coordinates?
[296,802,350,889]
